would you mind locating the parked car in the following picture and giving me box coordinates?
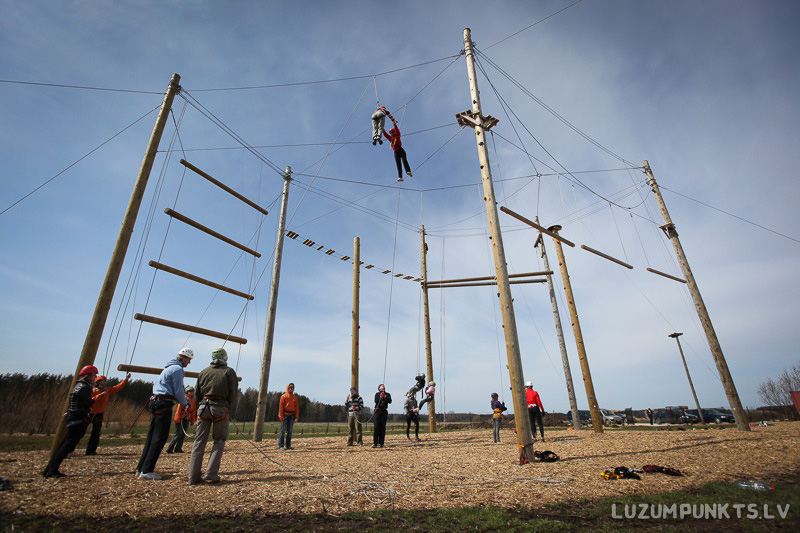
[600,409,624,425]
[686,408,735,424]
[564,410,592,425]
[653,408,697,424]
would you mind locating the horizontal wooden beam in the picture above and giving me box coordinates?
[149,260,254,300]
[426,279,546,289]
[117,364,242,382]
[500,206,575,247]
[646,267,687,284]
[164,208,261,257]
[580,245,634,269]
[180,159,269,215]
[426,271,553,285]
[134,313,248,344]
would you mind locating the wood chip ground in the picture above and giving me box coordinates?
[1,422,798,517]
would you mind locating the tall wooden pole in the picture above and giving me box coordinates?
[550,225,604,434]
[669,333,705,423]
[463,28,534,460]
[420,226,437,432]
[254,167,291,441]
[50,73,182,457]
[351,237,360,391]
[644,160,749,431]
[534,220,581,430]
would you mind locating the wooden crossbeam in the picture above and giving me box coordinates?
[427,271,553,285]
[118,364,242,381]
[500,206,576,247]
[164,208,261,257]
[426,279,546,289]
[134,313,248,344]
[646,267,687,283]
[149,261,254,300]
[180,159,269,215]
[580,245,634,270]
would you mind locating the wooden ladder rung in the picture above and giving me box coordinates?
[646,267,687,283]
[117,364,242,381]
[149,261,254,300]
[134,313,248,344]
[165,208,261,257]
[581,245,634,269]
[180,159,269,215]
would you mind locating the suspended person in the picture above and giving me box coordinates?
[418,381,435,411]
[372,384,392,448]
[371,105,389,145]
[135,347,193,480]
[490,393,507,443]
[382,115,412,182]
[525,381,545,442]
[189,348,238,485]
[166,385,196,454]
[278,383,299,450]
[345,386,364,446]
[406,373,426,398]
[85,372,131,455]
[42,365,98,478]
[404,392,420,441]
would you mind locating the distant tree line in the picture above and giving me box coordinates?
[757,363,800,420]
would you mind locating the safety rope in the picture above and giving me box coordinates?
[381,189,402,383]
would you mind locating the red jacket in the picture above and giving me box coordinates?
[525,388,543,410]
[382,127,402,151]
[90,377,129,414]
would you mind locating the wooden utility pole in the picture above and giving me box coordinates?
[534,219,581,430]
[644,160,749,431]
[351,237,360,391]
[669,333,705,424]
[461,28,534,461]
[50,73,182,457]
[420,226,436,432]
[254,167,291,441]
[549,225,603,434]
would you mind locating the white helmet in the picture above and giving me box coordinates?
[525,381,532,387]
[178,347,194,359]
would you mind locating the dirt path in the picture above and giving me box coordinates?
[1,422,798,517]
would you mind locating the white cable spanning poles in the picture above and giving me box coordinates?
[50,73,182,459]
[460,28,535,462]
[254,167,292,442]
[644,161,749,431]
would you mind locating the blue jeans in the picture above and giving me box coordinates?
[279,415,295,448]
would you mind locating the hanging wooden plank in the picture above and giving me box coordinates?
[580,245,634,269]
[180,159,269,215]
[117,364,242,381]
[426,279,546,289]
[134,313,248,344]
[500,206,576,247]
[427,271,553,285]
[149,261,254,300]
[164,208,261,257]
[646,267,687,283]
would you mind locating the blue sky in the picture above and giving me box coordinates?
[1,0,798,416]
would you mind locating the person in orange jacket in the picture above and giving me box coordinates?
[167,386,196,454]
[85,372,130,455]
[278,383,299,450]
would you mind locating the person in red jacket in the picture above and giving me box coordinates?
[382,115,412,182]
[278,383,299,450]
[85,372,130,455]
[167,386,196,454]
[525,381,545,442]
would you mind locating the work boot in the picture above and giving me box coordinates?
[406,171,412,177]
[43,471,66,478]
[397,176,404,182]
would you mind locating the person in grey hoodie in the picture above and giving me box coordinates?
[136,347,193,480]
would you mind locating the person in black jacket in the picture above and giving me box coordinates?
[43,365,98,478]
[372,384,392,448]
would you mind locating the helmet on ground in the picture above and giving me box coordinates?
[79,365,99,376]
[211,348,227,362]
[178,347,194,359]
[525,381,533,387]
[95,375,107,383]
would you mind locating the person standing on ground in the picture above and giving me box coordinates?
[525,381,545,442]
[189,348,238,485]
[167,385,196,454]
[136,347,192,480]
[278,383,299,450]
[372,384,392,448]
[490,392,507,443]
[85,372,130,455]
[345,387,364,446]
[43,365,98,478]
[647,408,654,425]
[404,393,420,441]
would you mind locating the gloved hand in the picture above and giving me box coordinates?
[125,373,132,380]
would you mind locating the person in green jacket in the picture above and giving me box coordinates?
[188,348,238,485]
